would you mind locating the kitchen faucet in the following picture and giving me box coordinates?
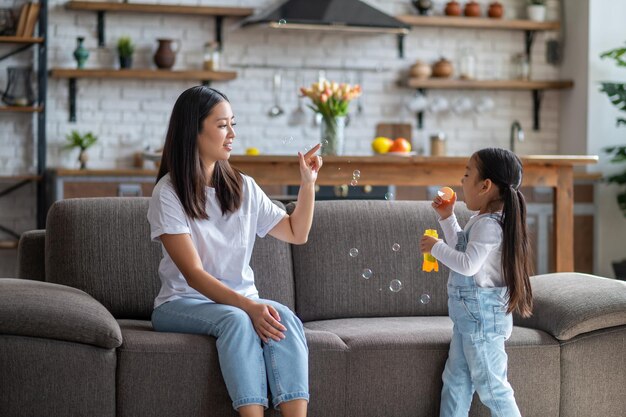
[510,120,524,153]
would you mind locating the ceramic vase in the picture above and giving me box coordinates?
[73,37,89,69]
[154,39,179,69]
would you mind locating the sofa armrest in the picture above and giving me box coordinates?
[17,229,46,281]
[0,278,122,349]
[514,273,626,341]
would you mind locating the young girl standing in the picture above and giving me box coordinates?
[148,86,322,417]
[420,148,533,417]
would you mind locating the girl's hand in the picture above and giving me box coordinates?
[432,191,457,220]
[420,235,440,254]
[299,143,323,184]
[244,301,287,343]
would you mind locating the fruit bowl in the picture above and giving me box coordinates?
[386,151,417,156]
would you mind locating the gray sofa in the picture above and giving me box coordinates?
[1,197,626,417]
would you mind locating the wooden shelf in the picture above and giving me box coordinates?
[0,106,44,113]
[0,175,41,181]
[65,1,254,17]
[0,36,44,44]
[50,68,238,82]
[396,15,560,31]
[51,68,238,122]
[405,79,574,131]
[407,79,574,90]
[0,240,18,250]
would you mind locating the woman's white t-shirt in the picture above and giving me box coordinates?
[147,173,286,308]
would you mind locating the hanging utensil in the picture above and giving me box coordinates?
[289,72,307,126]
[268,70,284,118]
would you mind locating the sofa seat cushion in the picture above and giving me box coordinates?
[0,278,122,349]
[116,320,349,417]
[515,272,626,340]
[304,316,561,417]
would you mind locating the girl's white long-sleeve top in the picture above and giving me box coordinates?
[430,212,505,288]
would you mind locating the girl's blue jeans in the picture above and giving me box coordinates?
[151,297,309,411]
[440,285,521,417]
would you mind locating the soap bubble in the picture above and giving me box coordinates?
[278,19,287,25]
[420,293,431,304]
[282,136,294,145]
[392,243,401,252]
[389,279,403,292]
[350,179,358,186]
[349,248,359,257]
[361,268,373,279]
[352,170,361,179]
[321,139,329,145]
[384,192,394,200]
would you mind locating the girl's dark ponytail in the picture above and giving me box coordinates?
[475,148,533,317]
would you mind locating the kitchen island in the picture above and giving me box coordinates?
[229,154,598,272]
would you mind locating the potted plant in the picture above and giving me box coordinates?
[526,0,546,22]
[600,42,626,279]
[117,36,134,69]
[64,130,98,169]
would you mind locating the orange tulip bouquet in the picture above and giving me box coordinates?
[300,79,362,155]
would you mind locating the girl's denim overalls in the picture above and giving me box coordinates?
[439,216,522,417]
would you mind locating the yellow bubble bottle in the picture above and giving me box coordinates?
[422,229,439,272]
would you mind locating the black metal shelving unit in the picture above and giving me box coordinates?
[0,0,48,250]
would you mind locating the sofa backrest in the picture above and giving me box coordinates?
[45,198,295,320]
[292,200,472,322]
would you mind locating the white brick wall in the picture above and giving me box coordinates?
[0,0,564,275]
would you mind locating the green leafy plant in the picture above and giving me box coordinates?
[64,130,98,151]
[600,42,626,216]
[527,0,546,5]
[117,36,135,58]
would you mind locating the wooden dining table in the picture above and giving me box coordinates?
[230,154,598,273]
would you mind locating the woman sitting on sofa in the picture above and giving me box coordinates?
[147,85,322,417]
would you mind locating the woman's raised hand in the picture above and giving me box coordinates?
[298,143,323,184]
[245,301,287,343]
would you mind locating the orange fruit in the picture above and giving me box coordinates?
[437,186,455,202]
[389,137,412,153]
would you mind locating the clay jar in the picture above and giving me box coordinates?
[153,39,180,70]
[444,1,462,16]
[432,57,453,78]
[410,60,432,79]
[464,1,482,17]
[488,2,504,18]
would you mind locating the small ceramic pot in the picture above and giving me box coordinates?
[527,5,546,22]
[410,60,432,79]
[432,58,453,78]
[464,1,482,17]
[412,0,433,16]
[444,1,462,16]
[488,2,504,18]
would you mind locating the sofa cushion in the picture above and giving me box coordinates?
[305,317,560,417]
[116,320,347,417]
[17,229,46,281]
[45,198,295,319]
[292,200,472,321]
[514,272,626,340]
[46,198,162,319]
[0,278,122,349]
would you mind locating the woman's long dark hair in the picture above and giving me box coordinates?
[156,86,242,218]
[474,148,533,317]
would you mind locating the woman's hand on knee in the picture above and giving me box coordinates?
[244,302,287,343]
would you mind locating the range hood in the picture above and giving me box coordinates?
[242,0,410,35]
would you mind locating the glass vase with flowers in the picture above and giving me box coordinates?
[300,79,361,155]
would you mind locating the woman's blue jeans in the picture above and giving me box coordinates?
[152,297,309,411]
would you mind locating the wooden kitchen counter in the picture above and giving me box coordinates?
[49,154,598,272]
